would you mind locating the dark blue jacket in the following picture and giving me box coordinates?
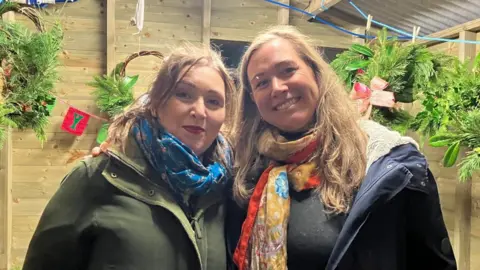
[226,143,457,270]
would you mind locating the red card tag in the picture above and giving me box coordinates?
[61,107,90,136]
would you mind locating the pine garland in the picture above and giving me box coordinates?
[330,28,443,133]
[0,2,62,147]
[88,61,138,119]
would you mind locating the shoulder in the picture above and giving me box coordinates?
[59,154,114,194]
[373,143,432,193]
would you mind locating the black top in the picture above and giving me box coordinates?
[287,189,345,269]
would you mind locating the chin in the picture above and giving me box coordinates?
[275,114,312,132]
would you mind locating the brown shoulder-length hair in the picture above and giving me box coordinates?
[107,43,237,164]
[232,25,368,214]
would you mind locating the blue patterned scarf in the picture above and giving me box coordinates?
[131,118,231,208]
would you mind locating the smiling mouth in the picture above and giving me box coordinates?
[183,125,205,135]
[275,97,300,111]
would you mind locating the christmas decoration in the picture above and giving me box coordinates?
[61,107,90,136]
[0,2,62,148]
[331,28,453,134]
[88,50,163,143]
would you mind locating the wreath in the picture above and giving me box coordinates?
[0,2,62,147]
[88,50,163,143]
[331,28,454,134]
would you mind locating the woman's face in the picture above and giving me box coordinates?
[157,65,226,156]
[247,38,320,132]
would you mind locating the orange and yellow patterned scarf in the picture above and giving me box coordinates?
[233,129,321,270]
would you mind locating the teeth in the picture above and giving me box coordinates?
[276,98,298,110]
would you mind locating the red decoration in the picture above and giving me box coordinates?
[61,107,90,136]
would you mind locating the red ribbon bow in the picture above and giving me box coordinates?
[350,76,396,118]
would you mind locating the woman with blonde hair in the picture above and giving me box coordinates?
[226,25,456,270]
[23,44,236,270]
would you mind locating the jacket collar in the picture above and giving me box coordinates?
[103,136,225,212]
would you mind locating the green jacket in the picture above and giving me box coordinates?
[23,138,227,270]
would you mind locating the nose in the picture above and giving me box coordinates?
[271,76,288,97]
[190,98,207,120]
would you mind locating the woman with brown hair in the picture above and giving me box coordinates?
[226,25,456,270]
[23,44,236,270]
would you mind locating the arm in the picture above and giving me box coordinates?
[406,168,457,270]
[23,161,100,270]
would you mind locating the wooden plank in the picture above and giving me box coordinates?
[107,0,116,73]
[12,149,92,167]
[453,30,476,270]
[13,165,80,183]
[0,128,12,270]
[306,0,342,13]
[12,132,98,150]
[202,0,212,45]
[211,8,277,29]
[116,0,202,9]
[277,0,290,25]
[0,11,14,270]
[418,18,480,46]
[116,6,202,26]
[211,0,272,9]
[115,20,201,42]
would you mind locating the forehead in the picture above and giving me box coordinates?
[179,65,226,96]
[247,38,301,79]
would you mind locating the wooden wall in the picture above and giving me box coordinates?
[210,0,355,48]
[1,0,478,269]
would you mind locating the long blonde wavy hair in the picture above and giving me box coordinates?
[107,44,237,165]
[233,25,368,214]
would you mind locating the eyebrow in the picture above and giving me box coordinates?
[177,80,224,97]
[251,60,296,82]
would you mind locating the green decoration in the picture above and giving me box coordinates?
[331,28,445,134]
[0,2,63,148]
[89,51,163,119]
[46,96,56,114]
[332,28,480,181]
[96,123,109,144]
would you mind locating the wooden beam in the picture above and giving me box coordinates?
[306,0,342,14]
[277,0,290,25]
[418,18,480,46]
[452,32,475,270]
[0,127,12,270]
[106,0,116,73]
[202,0,211,45]
[0,11,14,270]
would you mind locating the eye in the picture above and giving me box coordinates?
[175,91,191,99]
[283,66,298,75]
[207,98,222,107]
[255,79,269,90]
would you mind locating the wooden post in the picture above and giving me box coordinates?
[106,0,116,73]
[0,8,15,270]
[453,30,476,270]
[277,0,289,25]
[202,0,211,46]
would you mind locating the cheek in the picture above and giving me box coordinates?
[207,110,226,131]
[252,93,270,115]
[157,100,186,129]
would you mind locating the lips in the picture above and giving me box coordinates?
[183,125,205,135]
[274,97,300,111]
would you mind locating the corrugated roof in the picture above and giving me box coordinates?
[321,0,480,36]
